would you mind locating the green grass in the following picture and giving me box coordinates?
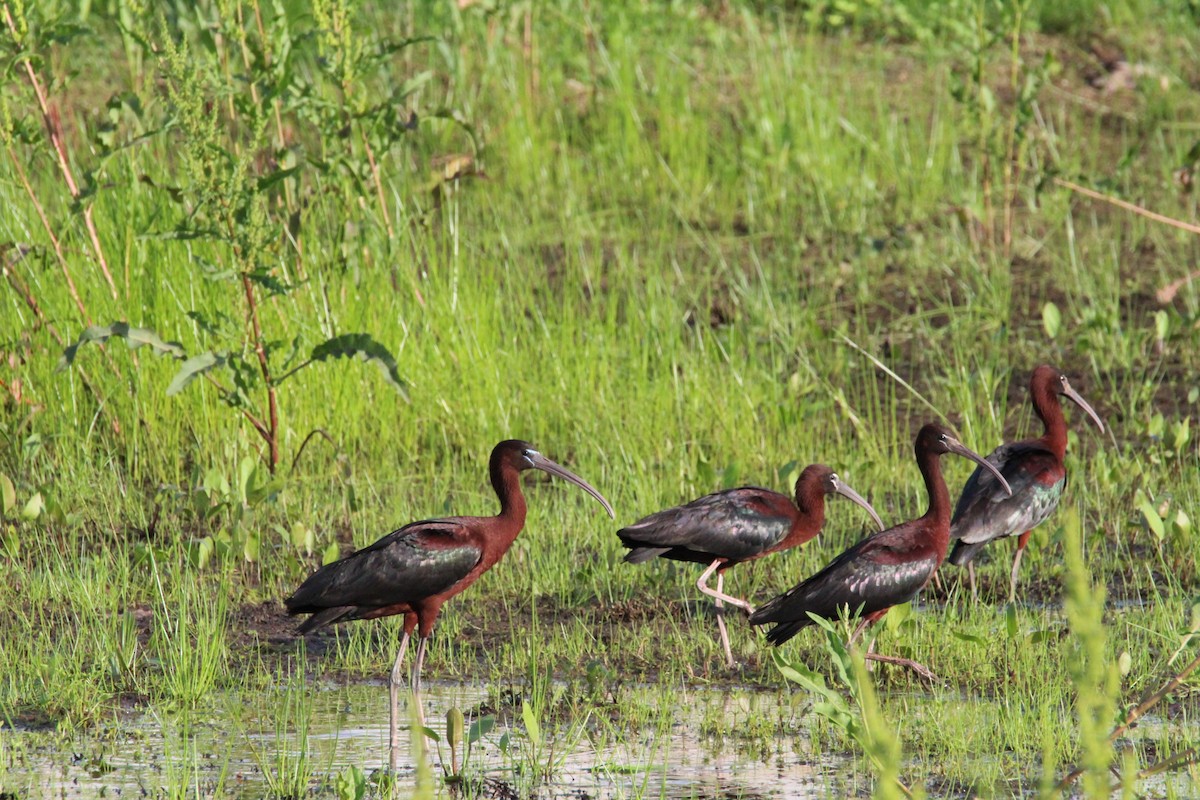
[2,0,1200,796]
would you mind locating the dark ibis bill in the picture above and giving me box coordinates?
[831,476,885,531]
[1062,382,1105,433]
[945,436,1015,497]
[528,452,616,518]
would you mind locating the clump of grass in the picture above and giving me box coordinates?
[147,560,230,707]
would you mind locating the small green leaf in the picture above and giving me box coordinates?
[951,630,986,646]
[446,707,465,751]
[167,352,224,396]
[256,165,302,192]
[20,492,44,521]
[58,321,185,371]
[197,536,214,569]
[1138,494,1165,541]
[307,333,407,399]
[0,525,19,558]
[290,523,314,555]
[1042,302,1061,340]
[1172,417,1190,451]
[1117,651,1132,676]
[243,531,260,563]
[1026,628,1055,644]
[322,540,341,565]
[467,715,495,745]
[0,474,15,515]
[884,601,912,631]
[1005,604,1019,639]
[238,456,256,504]
[1154,310,1170,343]
[521,702,541,748]
[1147,413,1165,438]
[398,69,433,100]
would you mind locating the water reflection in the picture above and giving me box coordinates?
[3,681,856,799]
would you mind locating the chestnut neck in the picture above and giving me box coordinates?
[489,455,528,536]
[916,445,952,553]
[1031,379,1068,460]
[791,478,827,539]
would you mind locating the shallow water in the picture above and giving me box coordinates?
[1,681,859,799]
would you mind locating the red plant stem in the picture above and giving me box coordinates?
[5,143,87,320]
[3,3,118,299]
[241,273,278,473]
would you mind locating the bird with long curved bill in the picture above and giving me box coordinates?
[285,440,615,773]
[749,424,1013,680]
[947,365,1104,602]
[618,464,883,667]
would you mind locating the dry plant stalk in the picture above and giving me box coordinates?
[1054,177,1200,302]
[3,2,118,299]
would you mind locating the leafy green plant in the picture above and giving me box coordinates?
[770,616,919,799]
[59,320,404,475]
[949,0,1058,255]
[50,0,437,475]
[427,705,496,785]
[334,764,366,800]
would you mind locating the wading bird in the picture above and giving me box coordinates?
[285,440,614,773]
[749,424,1012,680]
[947,365,1104,602]
[618,465,884,667]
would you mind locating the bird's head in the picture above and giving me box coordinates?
[1031,365,1105,433]
[492,440,615,518]
[915,423,1014,496]
[797,464,884,531]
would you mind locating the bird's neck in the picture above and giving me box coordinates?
[492,465,528,536]
[919,450,951,554]
[793,491,825,537]
[1032,384,1068,459]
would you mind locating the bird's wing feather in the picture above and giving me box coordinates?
[750,534,935,626]
[285,518,482,612]
[950,441,1064,546]
[617,487,792,560]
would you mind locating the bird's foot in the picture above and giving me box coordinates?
[864,653,940,683]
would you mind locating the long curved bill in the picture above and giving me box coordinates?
[946,437,1014,497]
[831,476,885,531]
[1062,381,1105,433]
[529,453,616,518]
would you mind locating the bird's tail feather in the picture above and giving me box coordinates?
[623,546,670,564]
[295,606,354,634]
[763,619,808,646]
[947,538,987,567]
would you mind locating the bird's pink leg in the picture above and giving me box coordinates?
[713,573,736,668]
[696,559,754,614]
[967,561,978,602]
[863,652,939,682]
[410,636,428,729]
[388,631,411,774]
[1009,531,1032,604]
[848,609,939,681]
[847,615,876,647]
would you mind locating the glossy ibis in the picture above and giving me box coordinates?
[285,440,614,773]
[618,465,883,667]
[749,423,1012,680]
[947,365,1104,602]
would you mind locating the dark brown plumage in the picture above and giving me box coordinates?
[286,440,614,771]
[750,423,1013,679]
